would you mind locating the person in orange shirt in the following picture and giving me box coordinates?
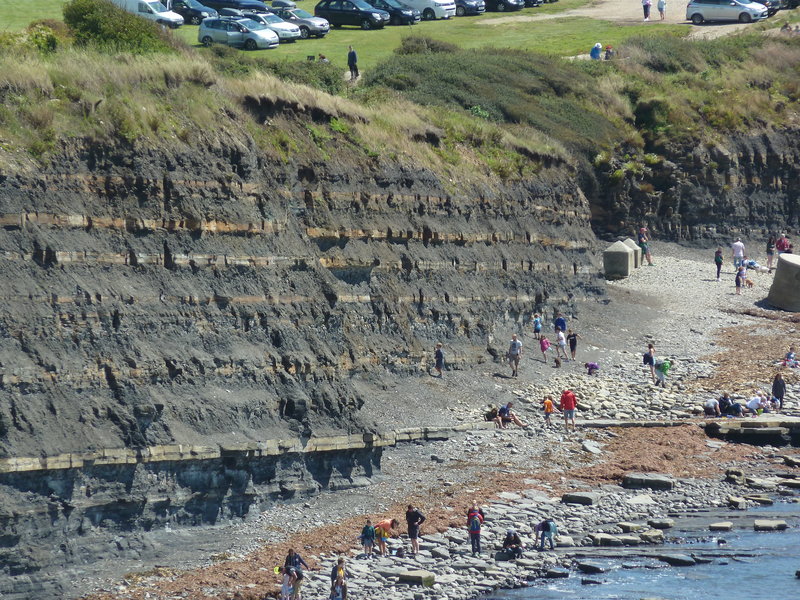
[542,395,560,428]
[374,518,399,556]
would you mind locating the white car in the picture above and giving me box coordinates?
[400,0,455,19]
[243,11,302,40]
[111,0,184,27]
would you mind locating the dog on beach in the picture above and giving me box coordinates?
[553,357,562,368]
[745,278,755,288]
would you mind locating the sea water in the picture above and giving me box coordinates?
[491,504,800,600]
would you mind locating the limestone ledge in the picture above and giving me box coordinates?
[0,422,495,474]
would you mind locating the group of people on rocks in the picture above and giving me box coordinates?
[486,387,579,431]
[725,232,792,294]
[704,370,789,418]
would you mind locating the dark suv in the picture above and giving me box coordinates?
[172,0,219,24]
[202,0,269,12]
[314,0,391,28]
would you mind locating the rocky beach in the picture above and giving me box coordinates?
[73,241,800,600]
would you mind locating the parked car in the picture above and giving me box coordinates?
[271,0,297,6]
[198,16,280,48]
[367,0,421,24]
[201,0,269,13]
[455,0,485,14]
[751,0,779,14]
[314,0,391,29]
[271,7,330,38]
[685,0,767,22]
[483,0,523,10]
[400,0,456,19]
[111,0,184,27]
[243,11,302,39]
[523,0,542,6]
[171,0,218,24]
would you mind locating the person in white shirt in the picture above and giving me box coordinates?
[731,238,745,268]
[556,328,569,361]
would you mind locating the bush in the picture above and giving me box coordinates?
[63,0,176,53]
[395,36,459,55]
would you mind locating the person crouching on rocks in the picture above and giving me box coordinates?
[654,358,671,388]
[359,518,375,558]
[584,362,600,376]
[502,528,525,558]
[467,504,484,556]
[374,518,399,555]
[495,402,527,429]
[536,518,558,551]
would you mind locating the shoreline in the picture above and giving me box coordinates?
[81,243,799,600]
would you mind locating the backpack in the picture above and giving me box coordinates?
[468,514,481,533]
[642,352,649,365]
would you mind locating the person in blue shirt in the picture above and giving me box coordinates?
[590,43,602,60]
[284,548,309,570]
[347,45,359,81]
[554,313,567,334]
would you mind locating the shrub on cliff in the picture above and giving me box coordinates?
[63,0,178,53]
[395,36,459,55]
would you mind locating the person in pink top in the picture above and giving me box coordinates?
[560,389,577,431]
[540,336,552,363]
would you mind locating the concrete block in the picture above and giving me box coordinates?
[767,254,800,312]
[603,241,635,279]
[622,238,642,267]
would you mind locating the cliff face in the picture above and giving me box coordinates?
[593,127,800,240]
[0,135,598,459]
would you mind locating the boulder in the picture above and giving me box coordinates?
[581,578,603,585]
[753,519,788,531]
[783,455,800,467]
[562,492,600,506]
[603,241,635,279]
[545,568,570,578]
[398,570,436,587]
[622,473,675,491]
[618,522,643,533]
[430,547,451,560]
[656,554,696,567]
[556,535,575,547]
[709,522,733,532]
[779,479,800,489]
[581,440,602,455]
[767,254,800,312]
[639,529,665,543]
[617,535,642,546]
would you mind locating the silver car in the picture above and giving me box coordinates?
[271,7,330,38]
[243,11,302,40]
[198,17,280,49]
[685,0,767,23]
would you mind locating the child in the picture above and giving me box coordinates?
[555,328,568,360]
[784,347,797,368]
[714,247,723,282]
[540,336,552,363]
[735,266,746,295]
[655,359,671,387]
[360,519,375,558]
[542,395,559,428]
[278,566,291,600]
[433,343,444,378]
[532,313,542,340]
[584,362,600,376]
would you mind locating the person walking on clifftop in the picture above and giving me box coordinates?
[347,45,359,81]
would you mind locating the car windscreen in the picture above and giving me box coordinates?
[381,0,403,7]
[292,8,314,16]
[262,13,283,22]
[239,18,267,29]
[187,0,208,8]
[148,1,169,12]
[352,0,374,8]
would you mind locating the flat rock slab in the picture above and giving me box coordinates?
[545,568,570,578]
[562,492,601,506]
[398,570,436,587]
[779,479,800,489]
[582,440,602,454]
[656,554,696,567]
[753,519,788,531]
[783,455,800,467]
[639,530,665,543]
[617,535,642,546]
[744,495,774,505]
[647,519,675,530]
[622,473,676,491]
[626,494,656,505]
[728,495,748,509]
[618,522,643,533]
[709,521,733,531]
[577,561,606,574]
[581,578,603,585]
[556,535,575,547]
[591,533,623,547]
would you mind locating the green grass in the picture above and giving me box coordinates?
[7,0,687,70]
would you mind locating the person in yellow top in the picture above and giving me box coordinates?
[329,557,349,600]
[542,395,560,428]
[374,518,399,556]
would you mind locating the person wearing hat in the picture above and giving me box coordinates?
[638,227,653,265]
[590,42,602,60]
[604,45,615,60]
[502,528,525,558]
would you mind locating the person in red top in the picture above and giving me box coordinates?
[560,389,577,431]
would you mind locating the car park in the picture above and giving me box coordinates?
[454,0,485,14]
[483,0,523,10]
[400,0,456,19]
[367,0,421,24]
[198,16,280,48]
[271,7,330,37]
[171,0,218,24]
[314,0,391,29]
[201,0,269,13]
[685,0,767,22]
